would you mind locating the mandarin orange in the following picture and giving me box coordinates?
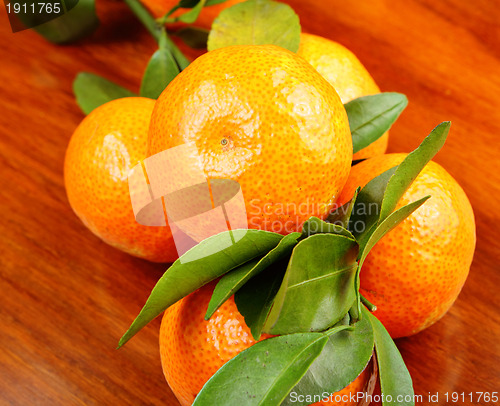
[64,97,178,263]
[297,33,387,160]
[337,153,476,338]
[147,45,352,236]
[159,281,375,406]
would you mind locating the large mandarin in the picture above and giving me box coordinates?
[148,45,352,235]
[338,154,476,338]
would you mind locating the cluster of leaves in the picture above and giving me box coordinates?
[118,119,450,405]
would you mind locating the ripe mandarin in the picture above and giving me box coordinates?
[337,153,476,338]
[64,97,178,263]
[147,45,352,235]
[159,281,375,406]
[297,33,387,160]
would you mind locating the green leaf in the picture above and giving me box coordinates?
[359,196,430,267]
[73,73,136,115]
[192,333,328,406]
[174,27,210,49]
[118,229,282,348]
[170,0,207,23]
[378,121,450,222]
[300,216,354,239]
[165,35,191,70]
[326,187,360,229]
[348,167,397,244]
[281,315,374,406]
[205,232,301,320]
[263,234,359,335]
[345,93,408,154]
[365,308,414,406]
[140,32,180,99]
[207,0,301,52]
[349,121,450,249]
[235,258,288,340]
[29,0,99,44]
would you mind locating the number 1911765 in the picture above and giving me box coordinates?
[6,2,62,14]
[444,392,499,403]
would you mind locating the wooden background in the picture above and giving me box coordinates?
[1,0,499,404]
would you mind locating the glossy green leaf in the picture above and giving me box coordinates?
[300,216,354,239]
[349,121,450,250]
[235,258,288,340]
[118,229,282,348]
[378,121,450,222]
[365,309,414,406]
[193,333,328,406]
[73,72,136,115]
[204,256,261,319]
[326,187,360,229]
[207,0,301,52]
[140,32,180,99]
[263,234,359,335]
[282,315,374,406]
[205,232,301,320]
[349,166,397,244]
[359,196,430,267]
[345,93,408,154]
[174,27,210,49]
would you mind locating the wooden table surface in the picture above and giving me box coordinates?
[1,0,499,405]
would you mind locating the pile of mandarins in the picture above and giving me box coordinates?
[64,1,475,405]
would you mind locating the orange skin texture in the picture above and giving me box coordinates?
[160,281,373,406]
[148,45,352,235]
[337,154,476,338]
[64,97,178,263]
[140,0,244,29]
[297,33,388,160]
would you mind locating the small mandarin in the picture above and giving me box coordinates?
[337,153,476,338]
[159,281,375,406]
[64,97,178,263]
[297,33,388,160]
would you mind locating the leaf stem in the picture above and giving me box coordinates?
[123,0,191,70]
[123,0,162,41]
[361,294,377,312]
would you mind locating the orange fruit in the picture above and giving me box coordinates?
[297,33,387,160]
[337,153,476,338]
[159,281,375,406]
[140,0,243,29]
[148,45,352,236]
[64,97,178,263]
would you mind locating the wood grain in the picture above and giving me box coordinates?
[0,1,499,405]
